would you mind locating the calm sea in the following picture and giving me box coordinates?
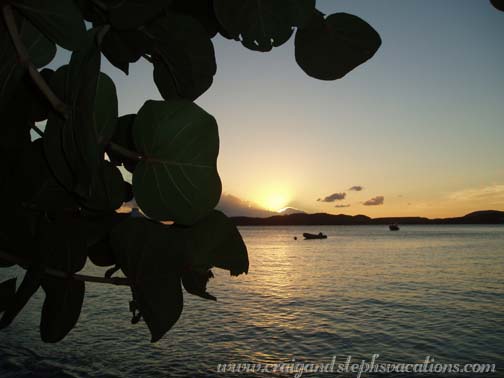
[1,225,503,378]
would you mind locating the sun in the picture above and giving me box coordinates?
[262,193,290,212]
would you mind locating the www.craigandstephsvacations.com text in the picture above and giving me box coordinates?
[216,355,497,377]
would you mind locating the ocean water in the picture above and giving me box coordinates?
[0,225,503,378]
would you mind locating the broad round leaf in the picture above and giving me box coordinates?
[214,0,315,51]
[101,29,147,74]
[146,13,216,101]
[111,218,183,342]
[295,12,381,80]
[132,100,221,224]
[18,16,56,68]
[0,279,17,312]
[109,0,168,30]
[0,270,41,330]
[80,162,129,213]
[13,0,87,51]
[94,73,118,149]
[177,210,249,276]
[491,0,504,11]
[40,277,84,343]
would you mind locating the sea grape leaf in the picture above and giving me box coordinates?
[109,0,169,30]
[0,279,17,312]
[44,30,101,195]
[0,270,41,329]
[181,269,216,301]
[145,13,216,101]
[0,15,55,108]
[39,219,87,274]
[101,29,148,74]
[132,100,221,224]
[111,218,183,342]
[94,73,118,151]
[13,0,87,51]
[176,210,249,276]
[87,237,115,267]
[213,0,315,51]
[40,277,85,343]
[107,114,139,172]
[490,0,504,11]
[295,12,381,80]
[79,162,129,213]
[170,0,219,38]
[17,15,57,68]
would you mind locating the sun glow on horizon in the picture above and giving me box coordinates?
[257,191,291,212]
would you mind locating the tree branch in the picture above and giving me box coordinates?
[2,4,69,117]
[0,250,130,286]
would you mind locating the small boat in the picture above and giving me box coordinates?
[303,232,327,239]
[389,224,400,231]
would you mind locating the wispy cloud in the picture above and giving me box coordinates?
[335,204,351,208]
[349,186,364,191]
[363,196,384,206]
[317,192,346,202]
[449,184,504,203]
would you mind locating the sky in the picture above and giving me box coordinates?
[49,0,504,218]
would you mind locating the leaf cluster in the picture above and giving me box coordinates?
[0,0,385,342]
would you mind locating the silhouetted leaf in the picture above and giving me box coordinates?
[13,0,87,51]
[111,218,183,342]
[44,30,101,195]
[0,279,17,312]
[40,277,84,343]
[109,0,168,30]
[101,29,148,74]
[214,0,315,51]
[88,237,115,267]
[171,0,219,38]
[0,15,55,108]
[0,270,41,329]
[295,12,381,80]
[21,139,79,213]
[178,210,249,276]
[94,73,118,150]
[490,0,504,11]
[107,114,139,171]
[37,217,89,291]
[181,269,216,301]
[132,100,221,224]
[80,162,128,213]
[146,13,216,101]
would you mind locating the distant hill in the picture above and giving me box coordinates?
[278,207,306,215]
[232,210,504,226]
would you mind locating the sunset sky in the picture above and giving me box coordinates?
[50,0,504,218]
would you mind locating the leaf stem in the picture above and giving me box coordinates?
[0,250,130,286]
[108,142,143,161]
[2,4,69,117]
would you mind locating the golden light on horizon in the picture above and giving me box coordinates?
[258,191,291,212]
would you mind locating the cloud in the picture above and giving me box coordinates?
[216,193,276,217]
[317,192,346,202]
[349,186,364,191]
[334,204,351,208]
[449,184,504,203]
[363,196,384,206]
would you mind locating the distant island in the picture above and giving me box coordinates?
[232,210,504,226]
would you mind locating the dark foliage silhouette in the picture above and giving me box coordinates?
[0,0,383,342]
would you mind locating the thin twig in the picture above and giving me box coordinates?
[108,142,143,161]
[2,4,69,117]
[0,250,130,286]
